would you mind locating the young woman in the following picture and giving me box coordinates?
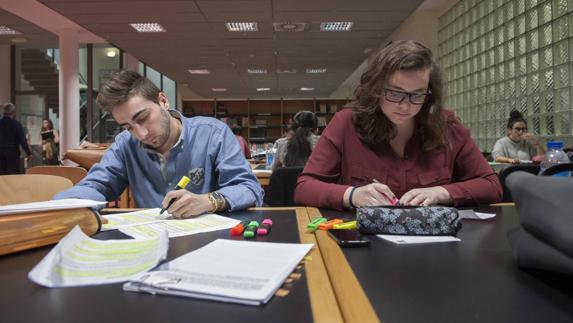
[294,40,502,210]
[272,111,319,171]
[491,110,545,164]
[40,119,60,165]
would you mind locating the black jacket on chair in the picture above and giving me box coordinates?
[264,166,304,207]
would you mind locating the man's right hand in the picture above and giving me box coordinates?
[162,190,213,218]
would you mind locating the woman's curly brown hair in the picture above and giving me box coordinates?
[352,40,447,151]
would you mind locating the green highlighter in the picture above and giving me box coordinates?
[243,221,260,238]
[307,217,327,232]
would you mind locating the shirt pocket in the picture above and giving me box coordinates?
[349,165,389,187]
[412,167,453,188]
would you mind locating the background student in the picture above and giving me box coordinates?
[491,110,545,164]
[55,70,263,217]
[40,119,60,165]
[272,110,319,171]
[294,40,502,210]
[0,103,32,175]
[230,125,251,159]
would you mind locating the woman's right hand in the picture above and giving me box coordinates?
[348,183,396,207]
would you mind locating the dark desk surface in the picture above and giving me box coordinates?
[0,208,340,323]
[312,206,573,323]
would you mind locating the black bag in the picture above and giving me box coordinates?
[356,205,462,235]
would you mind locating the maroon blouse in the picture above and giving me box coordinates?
[294,109,502,210]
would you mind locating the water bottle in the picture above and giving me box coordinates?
[266,149,275,170]
[539,141,571,177]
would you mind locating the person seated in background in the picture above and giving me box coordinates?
[55,70,263,217]
[273,124,294,150]
[272,111,319,171]
[40,119,60,165]
[0,103,32,174]
[294,40,502,210]
[230,125,251,159]
[491,110,546,164]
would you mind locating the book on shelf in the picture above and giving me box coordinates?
[317,116,327,127]
[254,119,268,126]
[319,103,327,114]
[241,117,249,127]
[328,103,338,113]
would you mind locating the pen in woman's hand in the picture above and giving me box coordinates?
[371,178,400,206]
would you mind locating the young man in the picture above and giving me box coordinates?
[55,70,263,217]
[0,103,32,175]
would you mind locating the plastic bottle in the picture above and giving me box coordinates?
[539,141,571,177]
[266,148,275,170]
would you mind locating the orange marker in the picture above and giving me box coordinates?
[319,219,343,230]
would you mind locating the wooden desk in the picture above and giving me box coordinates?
[309,206,573,323]
[251,163,271,186]
[0,208,343,323]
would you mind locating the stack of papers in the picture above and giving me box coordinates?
[0,199,107,216]
[458,209,496,220]
[378,234,460,244]
[28,226,168,287]
[103,208,240,239]
[124,239,313,305]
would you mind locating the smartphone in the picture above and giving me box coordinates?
[328,230,370,247]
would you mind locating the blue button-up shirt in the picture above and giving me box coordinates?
[55,111,263,210]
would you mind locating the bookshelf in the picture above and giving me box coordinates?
[181,98,350,143]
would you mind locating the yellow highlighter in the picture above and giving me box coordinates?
[160,176,191,215]
[332,220,357,230]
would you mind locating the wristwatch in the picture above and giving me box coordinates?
[207,192,228,212]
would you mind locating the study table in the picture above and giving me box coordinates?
[309,206,573,323]
[0,207,345,323]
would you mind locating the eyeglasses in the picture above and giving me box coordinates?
[380,88,431,105]
[512,127,528,132]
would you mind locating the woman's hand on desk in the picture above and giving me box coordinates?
[400,186,452,206]
[348,183,397,207]
[162,190,211,218]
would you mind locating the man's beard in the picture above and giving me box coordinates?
[150,109,172,149]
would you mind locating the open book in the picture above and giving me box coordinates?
[124,239,313,305]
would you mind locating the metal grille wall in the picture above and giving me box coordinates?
[439,0,573,151]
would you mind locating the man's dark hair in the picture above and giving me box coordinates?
[96,70,160,112]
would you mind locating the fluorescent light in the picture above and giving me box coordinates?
[130,23,166,32]
[306,68,327,74]
[320,22,353,31]
[248,69,267,74]
[272,22,307,32]
[301,87,315,91]
[276,69,297,74]
[225,22,258,32]
[256,88,270,91]
[0,26,21,35]
[212,88,227,92]
[188,69,210,75]
[106,49,117,57]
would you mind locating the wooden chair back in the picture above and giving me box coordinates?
[0,174,73,204]
[27,166,88,185]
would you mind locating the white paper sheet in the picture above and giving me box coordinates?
[0,199,107,216]
[118,214,241,239]
[458,209,496,220]
[377,234,461,244]
[124,239,313,305]
[28,226,168,287]
[102,208,170,231]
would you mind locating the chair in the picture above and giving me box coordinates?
[498,164,541,202]
[0,174,73,204]
[539,162,573,176]
[264,166,304,207]
[27,166,88,184]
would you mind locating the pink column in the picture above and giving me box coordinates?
[58,29,80,165]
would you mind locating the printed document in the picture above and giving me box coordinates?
[104,210,240,239]
[458,209,496,220]
[28,226,168,287]
[124,239,313,305]
[0,199,107,216]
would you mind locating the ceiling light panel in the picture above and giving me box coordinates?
[225,22,258,32]
[188,69,210,74]
[320,22,353,31]
[301,87,315,91]
[306,68,327,74]
[276,69,297,74]
[212,88,227,92]
[256,88,271,91]
[272,22,307,32]
[248,69,268,74]
[0,26,21,35]
[129,23,166,32]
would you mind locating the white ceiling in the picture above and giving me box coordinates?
[4,0,426,98]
